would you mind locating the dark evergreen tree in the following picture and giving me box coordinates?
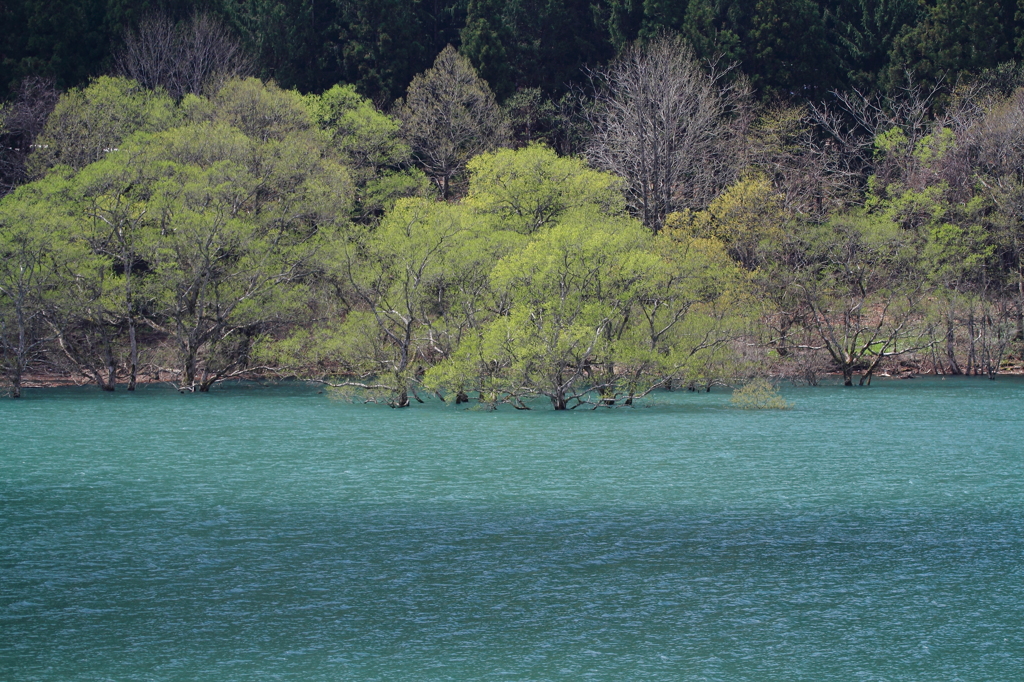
[745,0,841,99]
[887,0,1017,92]
[827,0,922,93]
[681,0,750,69]
[460,0,514,100]
[222,0,342,94]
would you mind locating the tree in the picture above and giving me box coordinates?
[464,143,625,234]
[793,211,929,385]
[28,76,178,176]
[0,76,59,196]
[329,0,457,102]
[114,11,252,100]
[397,45,510,199]
[829,0,923,93]
[612,224,749,398]
[886,0,1016,93]
[428,209,660,409]
[290,198,513,407]
[68,146,161,390]
[0,178,86,397]
[136,116,350,392]
[745,0,842,98]
[201,77,314,142]
[460,0,514,101]
[587,35,749,232]
[0,0,110,99]
[306,83,427,219]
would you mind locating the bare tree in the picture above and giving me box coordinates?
[586,35,750,231]
[396,45,510,199]
[804,75,979,202]
[747,104,866,220]
[115,12,251,100]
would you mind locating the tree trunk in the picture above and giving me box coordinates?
[102,342,116,391]
[127,322,138,391]
[945,316,962,374]
[7,367,22,398]
[843,366,853,386]
[967,310,976,375]
[551,371,567,409]
[181,350,198,392]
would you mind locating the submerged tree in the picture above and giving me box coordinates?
[427,209,658,409]
[281,197,516,407]
[794,212,930,386]
[138,111,350,392]
[0,180,89,397]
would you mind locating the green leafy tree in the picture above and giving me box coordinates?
[612,227,748,398]
[287,197,516,407]
[0,177,88,397]
[68,145,161,390]
[28,75,178,176]
[428,210,659,409]
[464,143,624,234]
[793,211,929,385]
[731,377,791,408]
[202,76,313,142]
[306,83,427,219]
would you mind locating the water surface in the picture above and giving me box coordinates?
[2,378,1023,680]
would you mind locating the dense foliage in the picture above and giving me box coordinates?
[4,20,1024,405]
[7,0,1024,103]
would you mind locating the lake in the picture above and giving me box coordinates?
[2,378,1023,680]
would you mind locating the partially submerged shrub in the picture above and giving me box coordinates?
[730,378,792,410]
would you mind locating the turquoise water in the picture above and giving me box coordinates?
[2,378,1023,680]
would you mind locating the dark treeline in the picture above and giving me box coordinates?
[4,7,1024,407]
[6,0,1024,104]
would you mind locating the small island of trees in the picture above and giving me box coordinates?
[3,6,1024,407]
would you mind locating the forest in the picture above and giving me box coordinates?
[3,2,1024,407]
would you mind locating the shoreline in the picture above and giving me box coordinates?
[11,366,1024,391]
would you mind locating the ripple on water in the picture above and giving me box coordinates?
[1,378,1023,681]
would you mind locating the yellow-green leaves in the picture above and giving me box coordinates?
[307,84,409,169]
[731,378,791,409]
[205,78,313,143]
[666,175,787,269]
[29,76,179,176]
[466,144,624,234]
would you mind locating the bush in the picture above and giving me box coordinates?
[730,378,792,410]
